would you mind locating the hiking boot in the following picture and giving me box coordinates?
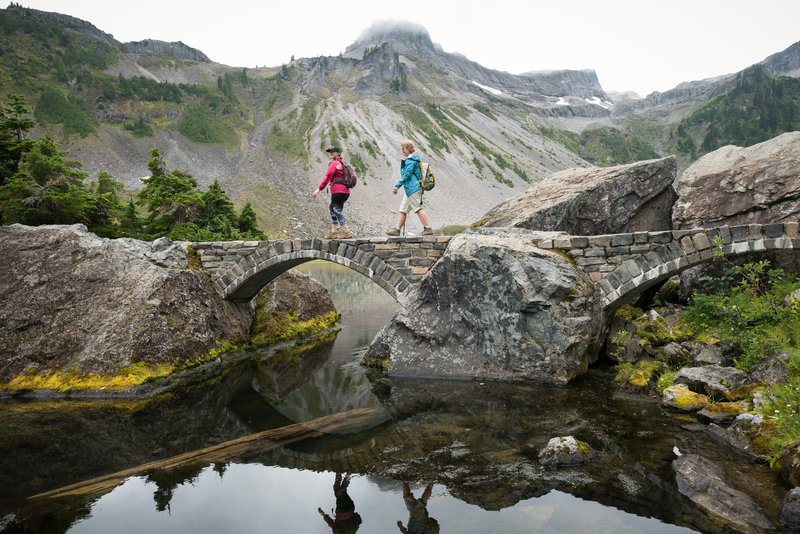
[420,227,433,236]
[386,228,401,236]
[323,231,338,239]
[339,231,353,239]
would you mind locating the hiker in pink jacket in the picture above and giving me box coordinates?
[312,146,353,239]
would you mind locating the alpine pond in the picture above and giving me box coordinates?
[0,262,790,533]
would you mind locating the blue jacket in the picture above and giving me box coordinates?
[396,154,422,195]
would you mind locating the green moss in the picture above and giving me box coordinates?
[251,310,340,347]
[615,360,664,390]
[615,304,644,322]
[0,362,174,394]
[705,402,744,417]
[725,383,763,401]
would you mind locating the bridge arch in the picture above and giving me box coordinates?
[223,249,409,303]
[596,224,799,311]
[192,237,451,304]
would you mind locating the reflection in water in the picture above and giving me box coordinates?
[318,473,362,533]
[398,482,439,534]
[0,262,793,533]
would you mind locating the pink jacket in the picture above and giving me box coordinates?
[318,158,349,194]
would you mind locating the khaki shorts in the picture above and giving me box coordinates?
[399,190,423,214]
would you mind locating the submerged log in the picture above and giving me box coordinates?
[30,407,378,500]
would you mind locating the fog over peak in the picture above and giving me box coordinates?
[349,19,440,52]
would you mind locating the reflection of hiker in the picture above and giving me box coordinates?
[318,472,362,534]
[313,146,353,239]
[397,482,439,534]
[386,140,432,236]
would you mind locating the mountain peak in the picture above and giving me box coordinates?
[347,20,435,53]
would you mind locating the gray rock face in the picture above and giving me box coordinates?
[122,39,210,62]
[480,156,677,235]
[368,228,605,385]
[749,351,790,385]
[673,131,800,229]
[674,365,750,396]
[672,454,773,529]
[780,487,800,530]
[0,224,253,382]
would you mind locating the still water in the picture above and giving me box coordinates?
[0,261,791,533]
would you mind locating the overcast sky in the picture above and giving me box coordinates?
[16,0,800,96]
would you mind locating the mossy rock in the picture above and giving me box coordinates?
[662,384,709,412]
[697,402,743,424]
[614,304,644,322]
[771,441,800,486]
[615,360,664,391]
[725,383,764,402]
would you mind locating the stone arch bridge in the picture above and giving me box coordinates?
[192,222,798,309]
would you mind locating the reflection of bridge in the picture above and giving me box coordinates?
[193,222,798,308]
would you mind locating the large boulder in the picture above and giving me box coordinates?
[478,156,677,234]
[367,228,605,385]
[0,224,253,385]
[673,131,800,229]
[672,454,774,530]
[250,270,339,345]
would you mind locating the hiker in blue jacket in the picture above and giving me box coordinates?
[386,140,432,236]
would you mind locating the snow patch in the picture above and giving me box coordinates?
[472,81,503,96]
[555,97,569,106]
[584,96,613,109]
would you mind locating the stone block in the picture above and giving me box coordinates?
[587,235,613,247]
[576,257,607,266]
[606,272,622,289]
[630,244,653,254]
[655,245,673,262]
[537,239,554,249]
[786,222,799,238]
[634,255,651,272]
[753,239,766,251]
[410,257,435,267]
[633,232,649,244]
[764,224,784,239]
[612,234,635,246]
[623,259,642,278]
[584,247,606,257]
[597,279,615,294]
[691,232,712,250]
[553,237,573,249]
[730,226,748,242]
[570,236,589,248]
[606,246,630,255]
[680,235,696,255]
[648,231,672,244]
[748,224,763,239]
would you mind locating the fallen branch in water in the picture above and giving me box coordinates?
[29,407,378,500]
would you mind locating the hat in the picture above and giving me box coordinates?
[325,146,341,153]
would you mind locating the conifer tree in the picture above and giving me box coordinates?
[137,148,203,235]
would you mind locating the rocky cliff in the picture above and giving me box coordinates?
[122,39,210,62]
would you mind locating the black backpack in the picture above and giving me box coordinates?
[333,162,357,189]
